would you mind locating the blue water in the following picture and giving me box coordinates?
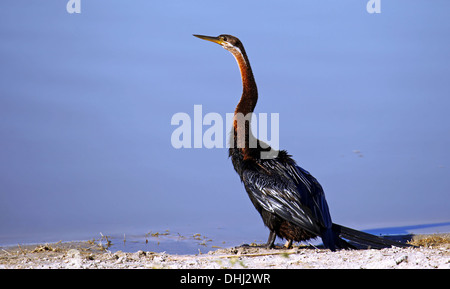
[1,1,449,251]
[73,222,450,254]
[97,222,450,254]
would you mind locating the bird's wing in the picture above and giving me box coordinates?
[287,164,333,230]
[242,158,332,235]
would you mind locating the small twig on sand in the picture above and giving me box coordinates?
[175,248,299,261]
[17,243,26,255]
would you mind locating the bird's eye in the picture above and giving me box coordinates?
[221,36,227,41]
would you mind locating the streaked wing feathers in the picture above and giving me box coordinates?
[242,158,332,235]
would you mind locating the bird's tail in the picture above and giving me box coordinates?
[332,223,413,249]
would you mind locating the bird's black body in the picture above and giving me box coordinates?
[228,141,348,250]
[229,148,324,242]
[194,33,412,251]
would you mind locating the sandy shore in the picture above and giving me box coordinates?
[1,234,449,269]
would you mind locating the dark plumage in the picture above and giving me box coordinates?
[229,142,347,250]
[194,34,412,251]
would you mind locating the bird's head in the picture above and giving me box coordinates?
[193,34,245,57]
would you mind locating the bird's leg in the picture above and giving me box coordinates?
[265,231,276,248]
[284,239,293,249]
[238,231,276,248]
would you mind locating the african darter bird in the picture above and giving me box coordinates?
[194,34,411,251]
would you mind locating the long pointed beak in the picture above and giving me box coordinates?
[193,34,224,45]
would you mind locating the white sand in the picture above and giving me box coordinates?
[1,238,449,269]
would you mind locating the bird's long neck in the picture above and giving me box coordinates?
[229,45,258,159]
[231,47,258,116]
